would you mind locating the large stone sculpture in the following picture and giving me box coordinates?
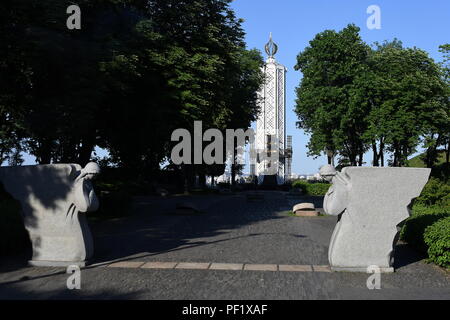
[0,162,100,266]
[319,165,430,272]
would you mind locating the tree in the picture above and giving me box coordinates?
[0,0,132,165]
[0,0,37,164]
[295,26,447,168]
[294,24,371,166]
[367,41,446,167]
[426,44,450,165]
[0,0,263,193]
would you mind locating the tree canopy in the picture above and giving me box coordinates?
[295,24,449,168]
[0,0,263,185]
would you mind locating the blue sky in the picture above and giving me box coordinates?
[231,0,450,174]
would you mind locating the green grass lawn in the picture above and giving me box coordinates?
[407,150,447,168]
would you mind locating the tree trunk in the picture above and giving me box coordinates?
[401,143,409,167]
[380,139,385,167]
[372,143,379,167]
[349,154,357,166]
[446,141,449,164]
[393,148,398,167]
[231,164,236,186]
[37,139,52,164]
[78,134,96,166]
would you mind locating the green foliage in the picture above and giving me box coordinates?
[0,0,263,186]
[414,178,450,207]
[400,204,449,252]
[365,41,447,167]
[407,150,447,168]
[285,210,325,217]
[291,180,330,196]
[295,25,448,167]
[294,24,370,165]
[431,162,450,182]
[439,44,450,83]
[0,186,30,256]
[400,177,450,258]
[424,217,450,268]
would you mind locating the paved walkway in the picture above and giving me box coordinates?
[0,191,449,299]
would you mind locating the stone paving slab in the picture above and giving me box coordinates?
[175,262,211,270]
[244,264,278,272]
[108,261,145,269]
[312,265,332,272]
[279,265,313,272]
[141,262,178,269]
[210,263,243,271]
[103,261,331,273]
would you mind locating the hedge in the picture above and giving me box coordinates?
[424,217,450,268]
[400,204,449,252]
[414,178,450,207]
[400,176,450,269]
[291,180,330,196]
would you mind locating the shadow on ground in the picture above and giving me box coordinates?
[88,192,294,264]
[0,282,143,300]
[1,191,425,275]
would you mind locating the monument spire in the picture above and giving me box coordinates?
[252,33,289,185]
[264,32,278,58]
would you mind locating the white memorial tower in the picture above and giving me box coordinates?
[252,34,289,185]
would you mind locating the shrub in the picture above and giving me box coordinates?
[414,178,450,207]
[424,217,450,268]
[431,162,450,182]
[0,187,31,256]
[400,204,449,252]
[307,183,331,196]
[291,180,330,196]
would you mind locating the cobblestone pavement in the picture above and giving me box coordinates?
[0,191,449,299]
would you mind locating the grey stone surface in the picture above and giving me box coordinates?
[320,165,431,272]
[293,203,315,213]
[0,162,100,266]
